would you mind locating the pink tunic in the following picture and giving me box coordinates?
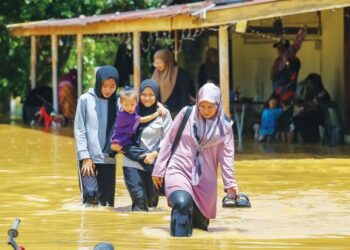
[153,108,237,219]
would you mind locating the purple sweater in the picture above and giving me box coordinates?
[110,111,140,146]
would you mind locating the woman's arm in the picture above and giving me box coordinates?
[218,126,238,195]
[74,96,90,160]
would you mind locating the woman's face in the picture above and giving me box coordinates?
[140,87,157,107]
[153,58,166,72]
[101,78,117,98]
[198,100,218,119]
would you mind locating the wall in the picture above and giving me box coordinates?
[231,9,345,113]
[231,35,321,101]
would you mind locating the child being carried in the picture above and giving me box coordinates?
[110,87,163,171]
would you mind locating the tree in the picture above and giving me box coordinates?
[0,0,163,114]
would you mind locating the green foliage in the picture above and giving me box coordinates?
[0,0,164,113]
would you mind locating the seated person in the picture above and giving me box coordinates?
[254,97,284,143]
[31,104,66,128]
[294,73,331,143]
[110,87,162,171]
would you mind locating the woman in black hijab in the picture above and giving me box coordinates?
[294,73,331,143]
[121,79,172,211]
[74,65,119,206]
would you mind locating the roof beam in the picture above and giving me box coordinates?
[7,0,350,37]
[202,0,350,25]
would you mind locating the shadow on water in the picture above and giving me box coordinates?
[0,124,350,249]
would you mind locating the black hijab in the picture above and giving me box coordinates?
[138,79,160,130]
[94,66,119,141]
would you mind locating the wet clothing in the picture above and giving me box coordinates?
[123,79,172,211]
[123,167,158,211]
[122,111,172,209]
[169,190,209,237]
[78,161,116,206]
[74,65,119,206]
[153,83,237,220]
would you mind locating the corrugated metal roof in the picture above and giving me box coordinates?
[7,2,212,29]
[6,0,350,36]
[6,0,274,29]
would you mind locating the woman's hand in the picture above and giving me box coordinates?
[226,186,239,199]
[157,102,168,117]
[111,143,124,153]
[141,151,158,164]
[152,176,164,190]
[81,158,95,177]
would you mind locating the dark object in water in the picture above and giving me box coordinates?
[94,242,115,250]
[8,218,25,250]
[222,193,251,208]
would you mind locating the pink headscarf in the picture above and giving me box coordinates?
[190,83,231,185]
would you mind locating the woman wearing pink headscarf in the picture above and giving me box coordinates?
[152,83,239,237]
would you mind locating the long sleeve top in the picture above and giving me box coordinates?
[122,110,172,171]
[153,107,237,219]
[74,88,115,164]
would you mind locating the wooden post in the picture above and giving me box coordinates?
[219,25,230,115]
[133,31,141,91]
[174,30,179,61]
[30,36,36,89]
[51,34,58,113]
[77,33,83,97]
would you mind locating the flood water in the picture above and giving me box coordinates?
[1,124,350,249]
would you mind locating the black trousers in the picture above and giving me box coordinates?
[123,166,159,211]
[78,161,116,207]
[169,190,209,237]
[294,111,321,143]
[123,144,154,172]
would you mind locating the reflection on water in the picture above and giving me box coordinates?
[0,124,350,249]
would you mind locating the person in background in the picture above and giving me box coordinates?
[58,69,77,124]
[254,97,284,143]
[74,66,119,207]
[270,25,307,143]
[197,47,219,88]
[294,73,331,143]
[152,49,195,118]
[152,83,239,237]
